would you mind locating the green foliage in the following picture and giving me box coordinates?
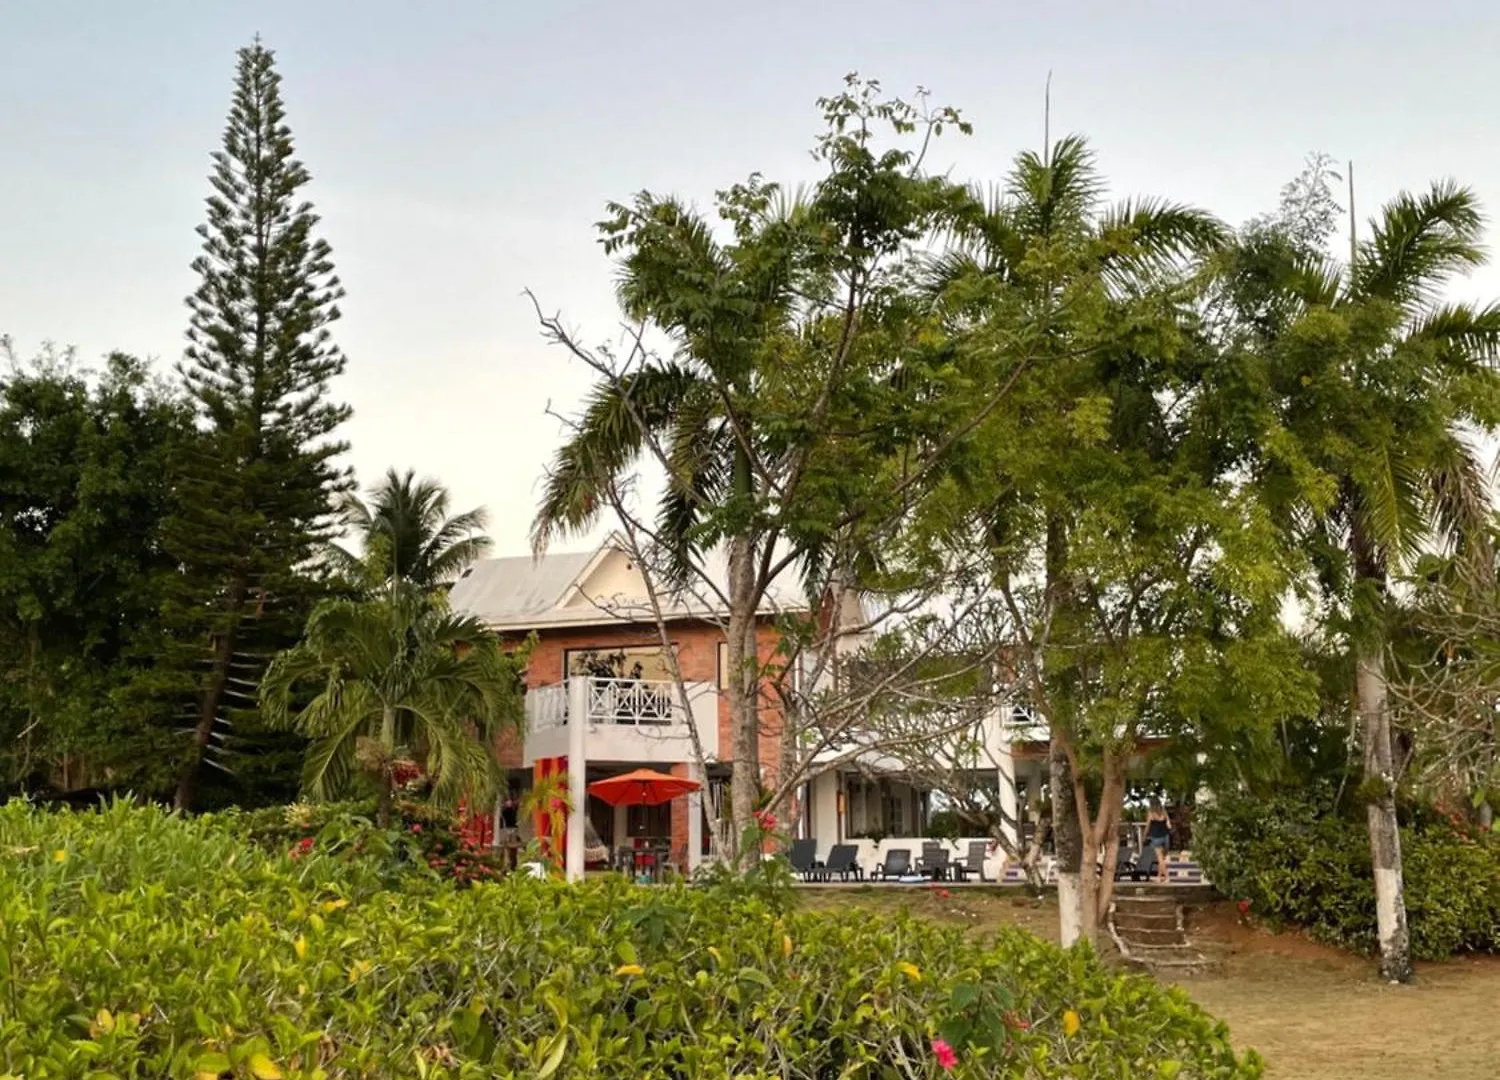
[329,467,492,591]
[159,39,352,810]
[0,347,194,795]
[0,802,1260,1079]
[260,587,526,821]
[1195,788,1500,960]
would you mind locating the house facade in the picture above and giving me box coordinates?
[448,539,797,877]
[448,539,1059,881]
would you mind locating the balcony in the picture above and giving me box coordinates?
[523,677,720,765]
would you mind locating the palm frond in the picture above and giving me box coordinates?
[1008,134,1104,240]
[1353,180,1487,310]
[1426,429,1495,581]
[1410,301,1500,369]
[532,363,702,552]
[1098,197,1227,273]
[1353,446,1428,573]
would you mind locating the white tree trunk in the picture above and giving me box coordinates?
[1057,871,1084,948]
[1358,649,1413,983]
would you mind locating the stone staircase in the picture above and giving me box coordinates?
[1107,888,1214,974]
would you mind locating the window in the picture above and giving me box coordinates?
[564,644,676,683]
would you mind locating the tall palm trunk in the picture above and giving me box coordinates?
[726,530,759,864]
[1357,643,1413,981]
[1351,518,1413,983]
[376,703,398,827]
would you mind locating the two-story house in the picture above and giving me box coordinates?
[448,537,803,877]
[450,538,1057,883]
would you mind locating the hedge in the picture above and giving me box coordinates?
[1194,787,1500,959]
[0,801,1261,1078]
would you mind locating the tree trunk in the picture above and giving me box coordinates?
[1090,754,1127,928]
[726,530,759,865]
[1358,646,1414,982]
[175,576,247,812]
[1069,760,1099,940]
[1050,733,1087,947]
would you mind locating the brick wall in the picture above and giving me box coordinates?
[498,617,790,864]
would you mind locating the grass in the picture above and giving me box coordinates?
[796,885,1500,1080]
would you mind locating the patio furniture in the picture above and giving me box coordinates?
[955,840,992,882]
[820,844,863,882]
[871,848,912,881]
[917,843,951,881]
[788,838,823,881]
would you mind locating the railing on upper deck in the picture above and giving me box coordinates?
[526,677,687,730]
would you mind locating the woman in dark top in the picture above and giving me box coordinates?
[1145,799,1171,884]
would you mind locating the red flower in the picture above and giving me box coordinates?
[753,809,777,832]
[410,824,423,834]
[1237,899,1251,916]
[937,888,952,900]
[931,1038,958,1071]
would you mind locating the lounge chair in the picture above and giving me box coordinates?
[955,840,992,882]
[917,843,951,881]
[787,838,822,881]
[871,848,912,880]
[821,844,863,882]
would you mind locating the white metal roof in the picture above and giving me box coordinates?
[448,537,813,632]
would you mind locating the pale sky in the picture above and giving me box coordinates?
[4,1,1499,556]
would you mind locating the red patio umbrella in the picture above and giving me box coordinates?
[587,768,701,807]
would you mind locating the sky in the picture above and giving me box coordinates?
[4,1,1500,557]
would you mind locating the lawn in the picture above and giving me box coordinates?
[796,886,1500,1080]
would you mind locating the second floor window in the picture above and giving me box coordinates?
[565,645,676,684]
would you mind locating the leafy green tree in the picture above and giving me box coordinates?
[907,135,1316,944]
[160,39,351,810]
[260,587,526,825]
[0,344,193,794]
[531,78,985,854]
[1223,168,1500,981]
[331,468,491,591]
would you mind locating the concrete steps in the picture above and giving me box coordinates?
[1108,893,1216,975]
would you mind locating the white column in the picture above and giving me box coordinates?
[566,676,588,883]
[686,759,703,874]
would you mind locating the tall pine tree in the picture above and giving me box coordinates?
[164,40,351,810]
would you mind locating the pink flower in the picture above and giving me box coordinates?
[410,824,423,834]
[931,1038,958,1071]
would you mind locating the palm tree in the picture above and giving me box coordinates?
[920,135,1226,946]
[260,586,525,826]
[333,468,491,591]
[532,190,811,852]
[1229,178,1500,981]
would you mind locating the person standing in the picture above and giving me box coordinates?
[1145,799,1171,884]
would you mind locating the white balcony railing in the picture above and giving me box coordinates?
[522,677,718,765]
[526,677,690,728]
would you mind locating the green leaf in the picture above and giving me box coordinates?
[193,1052,232,1077]
[247,1054,283,1080]
[536,1033,568,1079]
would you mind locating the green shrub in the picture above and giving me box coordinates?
[0,801,1261,1078]
[1195,787,1500,960]
[223,798,513,888]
